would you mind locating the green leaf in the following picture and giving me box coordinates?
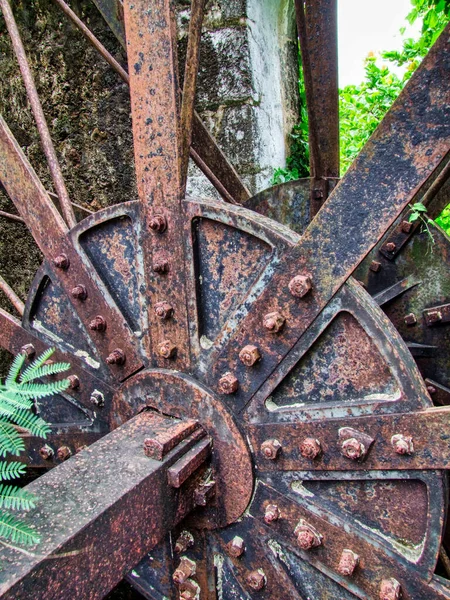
[409,213,420,222]
[0,510,40,545]
[411,202,427,212]
[0,484,36,511]
[0,461,26,482]
[5,353,25,387]
[0,421,26,457]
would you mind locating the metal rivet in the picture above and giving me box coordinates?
[239,344,261,367]
[401,220,413,234]
[369,260,381,272]
[246,569,267,591]
[173,557,196,585]
[340,437,366,460]
[153,259,169,274]
[426,309,442,325]
[263,311,285,333]
[300,437,322,460]
[39,444,54,460]
[90,390,105,408]
[337,549,359,576]
[106,348,126,365]
[71,284,87,301]
[174,531,194,554]
[379,578,401,600]
[288,274,312,298]
[158,340,177,359]
[227,536,245,558]
[404,313,417,326]
[53,254,70,270]
[294,519,323,550]
[264,503,280,524]
[20,343,35,359]
[154,301,174,320]
[218,372,238,394]
[149,214,167,233]
[427,384,437,395]
[385,242,396,252]
[261,439,282,460]
[391,434,414,455]
[57,446,71,461]
[67,375,80,390]
[89,315,107,331]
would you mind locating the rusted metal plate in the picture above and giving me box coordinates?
[0,411,208,600]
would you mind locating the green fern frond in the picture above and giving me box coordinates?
[0,422,25,458]
[5,353,25,386]
[7,410,50,438]
[20,362,71,384]
[19,348,55,381]
[0,510,40,545]
[0,484,36,511]
[0,461,26,482]
[0,379,70,400]
[0,389,33,411]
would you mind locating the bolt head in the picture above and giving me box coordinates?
[337,549,359,576]
[53,254,70,270]
[39,444,54,460]
[261,438,282,460]
[149,214,167,233]
[57,446,71,461]
[106,348,126,365]
[427,310,442,324]
[20,344,36,359]
[404,313,417,326]
[263,311,285,333]
[154,301,174,320]
[218,372,238,394]
[158,340,177,359]
[341,437,366,460]
[67,375,80,390]
[391,434,414,455]
[227,536,245,557]
[153,259,169,274]
[246,569,266,591]
[380,578,401,600]
[174,531,194,554]
[427,385,437,395]
[385,242,397,252]
[288,274,312,298]
[71,284,87,301]
[369,260,381,272]
[89,315,107,331]
[300,437,322,460]
[294,520,323,550]
[401,220,413,234]
[172,557,196,585]
[90,390,105,407]
[239,344,261,367]
[264,503,280,524]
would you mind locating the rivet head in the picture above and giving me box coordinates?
[261,438,282,460]
[90,390,105,408]
[39,444,54,460]
[391,434,414,455]
[337,549,359,576]
[67,375,80,390]
[57,446,71,461]
[71,284,87,301]
[288,274,312,298]
[89,315,107,331]
[263,311,285,333]
[385,242,396,252]
[294,519,323,550]
[53,254,70,270]
[369,260,381,272]
[341,437,366,460]
[380,578,401,600]
[154,301,174,320]
[106,348,126,365]
[264,503,280,524]
[404,313,417,326]
[401,220,413,234]
[149,214,167,233]
[300,437,322,460]
[172,557,196,585]
[153,259,169,274]
[246,569,266,591]
[20,343,36,359]
[218,372,238,394]
[158,340,177,359]
[227,536,245,558]
[239,344,261,367]
[174,531,194,554]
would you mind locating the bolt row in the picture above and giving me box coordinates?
[260,433,414,461]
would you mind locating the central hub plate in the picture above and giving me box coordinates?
[112,369,253,528]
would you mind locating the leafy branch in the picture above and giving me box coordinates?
[408,202,435,243]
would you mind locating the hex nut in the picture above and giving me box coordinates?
[158,340,177,359]
[404,313,417,326]
[218,372,238,394]
[153,259,170,274]
[89,315,107,331]
[261,439,282,460]
[263,311,286,333]
[172,557,196,585]
[401,220,413,234]
[300,437,322,460]
[369,260,381,272]
[385,242,396,252]
[294,519,323,550]
[149,214,167,233]
[39,444,54,460]
[391,434,414,455]
[246,569,267,591]
[57,446,71,461]
[239,344,261,367]
[106,349,126,365]
[154,301,174,320]
[288,274,312,298]
[67,375,80,390]
[71,284,88,301]
[174,531,194,554]
[90,390,105,408]
[20,344,36,359]
[341,437,366,460]
[379,578,401,600]
[337,549,360,576]
[227,536,245,558]
[53,254,70,270]
[264,503,280,524]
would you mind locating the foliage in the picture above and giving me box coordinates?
[408,201,435,242]
[0,349,69,546]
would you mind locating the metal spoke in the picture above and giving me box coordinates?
[0,209,24,224]
[0,274,24,316]
[0,0,77,228]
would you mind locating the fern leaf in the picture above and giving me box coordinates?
[0,510,39,545]
[7,410,50,438]
[0,389,33,411]
[0,461,26,482]
[0,484,36,511]
[20,348,55,381]
[20,362,71,384]
[5,353,25,386]
[0,421,26,457]
[4,380,70,400]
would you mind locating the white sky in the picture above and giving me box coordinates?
[338,0,423,87]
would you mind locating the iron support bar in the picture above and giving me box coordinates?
[0,411,211,600]
[0,274,24,316]
[0,209,24,223]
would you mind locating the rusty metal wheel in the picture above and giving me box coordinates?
[0,1,449,599]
